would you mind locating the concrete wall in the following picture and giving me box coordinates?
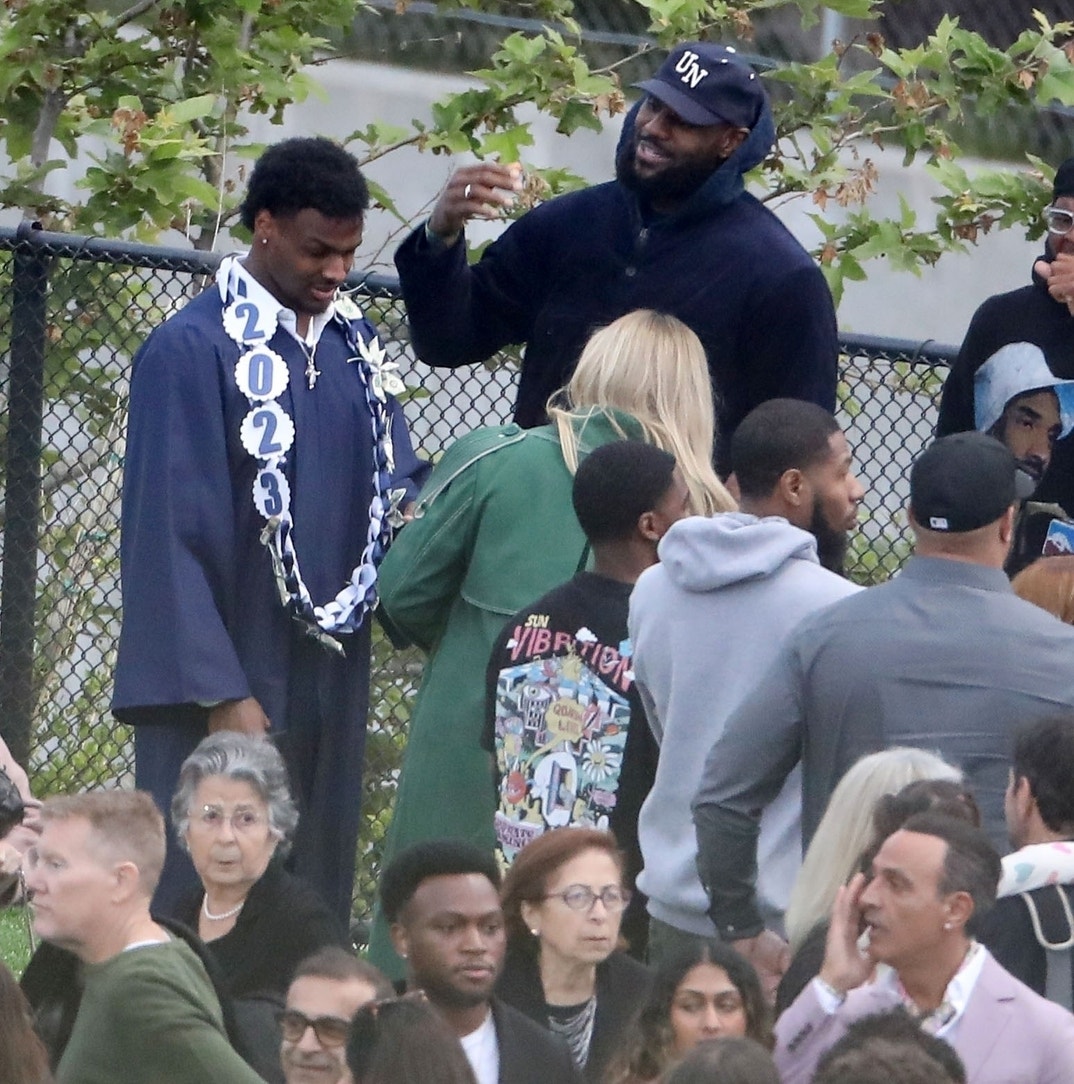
[265,58,1037,348]
[30,56,1046,347]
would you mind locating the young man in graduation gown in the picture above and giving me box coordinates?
[112,137,428,923]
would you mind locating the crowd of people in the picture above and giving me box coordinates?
[1,31,1074,1084]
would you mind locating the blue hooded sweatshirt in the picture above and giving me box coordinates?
[396,92,837,455]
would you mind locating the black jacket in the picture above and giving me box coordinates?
[493,997,584,1084]
[496,948,652,1082]
[176,857,348,1000]
[937,262,1074,518]
[979,883,1074,1009]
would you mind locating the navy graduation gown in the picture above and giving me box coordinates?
[113,287,427,920]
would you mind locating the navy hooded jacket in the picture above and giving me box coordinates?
[395,95,837,453]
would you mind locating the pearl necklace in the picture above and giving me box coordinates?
[202,895,245,922]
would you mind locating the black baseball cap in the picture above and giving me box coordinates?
[1053,156,1074,200]
[909,432,1036,533]
[634,42,765,129]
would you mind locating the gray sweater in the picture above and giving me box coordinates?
[629,512,860,937]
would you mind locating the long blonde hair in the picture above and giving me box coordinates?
[546,310,735,516]
[783,748,963,950]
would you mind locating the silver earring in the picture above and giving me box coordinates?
[943,921,952,930]
[260,237,268,245]
[530,928,540,937]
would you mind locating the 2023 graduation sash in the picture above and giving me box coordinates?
[217,255,405,653]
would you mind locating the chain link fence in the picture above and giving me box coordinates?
[346,1,1074,163]
[0,225,954,919]
[351,0,1074,64]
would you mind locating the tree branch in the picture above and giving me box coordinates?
[110,0,165,31]
[29,89,68,178]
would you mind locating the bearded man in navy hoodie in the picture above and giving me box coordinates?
[395,42,837,462]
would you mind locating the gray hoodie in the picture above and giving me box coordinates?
[629,512,861,936]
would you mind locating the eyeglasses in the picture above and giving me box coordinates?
[193,804,268,833]
[1043,205,1074,236]
[276,1009,351,1047]
[543,884,632,912]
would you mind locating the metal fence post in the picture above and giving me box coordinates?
[0,222,51,767]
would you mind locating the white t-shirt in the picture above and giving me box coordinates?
[460,1010,500,1084]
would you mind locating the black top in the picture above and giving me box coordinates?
[979,883,1074,1006]
[937,265,1074,517]
[775,921,828,1018]
[484,572,659,954]
[496,946,652,1083]
[493,997,583,1084]
[177,857,348,1000]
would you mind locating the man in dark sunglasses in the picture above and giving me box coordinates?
[938,156,1074,553]
[280,947,391,1084]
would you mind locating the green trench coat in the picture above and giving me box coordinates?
[367,410,642,976]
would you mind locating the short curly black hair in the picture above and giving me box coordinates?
[379,840,501,925]
[239,137,369,230]
[572,440,677,545]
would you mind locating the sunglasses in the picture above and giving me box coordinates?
[1043,205,1074,236]
[276,1009,351,1048]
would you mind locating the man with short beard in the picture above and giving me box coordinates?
[969,341,1074,574]
[380,840,580,1084]
[938,157,1074,532]
[394,42,836,462]
[629,400,864,964]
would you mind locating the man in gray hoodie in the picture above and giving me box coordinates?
[629,399,864,966]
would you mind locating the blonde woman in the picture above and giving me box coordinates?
[776,749,973,1015]
[1012,555,1074,624]
[783,748,964,953]
[368,310,734,975]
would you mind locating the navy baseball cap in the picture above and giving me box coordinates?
[634,42,765,129]
[909,432,1036,533]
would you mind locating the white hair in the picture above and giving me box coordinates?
[784,747,962,950]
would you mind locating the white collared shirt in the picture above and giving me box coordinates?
[217,255,336,351]
[811,941,989,1041]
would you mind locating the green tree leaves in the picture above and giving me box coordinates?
[0,0,1070,282]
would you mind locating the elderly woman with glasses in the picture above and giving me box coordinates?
[172,733,348,1014]
[497,828,651,1081]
